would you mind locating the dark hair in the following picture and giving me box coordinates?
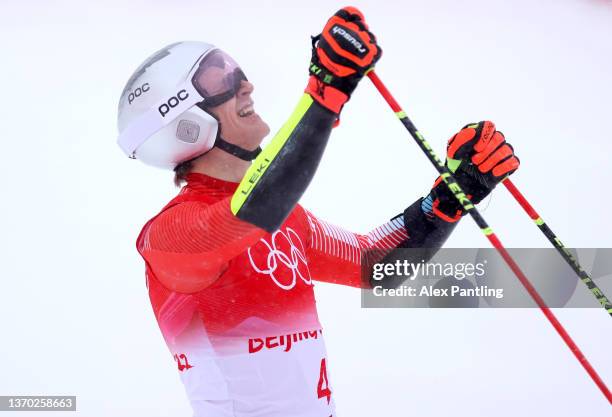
[173,159,195,187]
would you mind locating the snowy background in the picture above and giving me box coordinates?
[1,0,611,415]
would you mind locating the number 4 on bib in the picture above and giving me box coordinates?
[317,358,332,404]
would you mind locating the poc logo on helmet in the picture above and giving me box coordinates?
[127,83,150,104]
[158,89,189,117]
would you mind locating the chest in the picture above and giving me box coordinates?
[214,210,314,294]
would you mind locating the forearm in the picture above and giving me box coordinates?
[231,94,336,232]
[231,5,382,232]
[371,198,458,288]
[401,197,458,250]
[372,120,519,288]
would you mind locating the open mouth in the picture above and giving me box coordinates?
[238,102,255,118]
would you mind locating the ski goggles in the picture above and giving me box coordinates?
[193,49,247,108]
[118,48,247,158]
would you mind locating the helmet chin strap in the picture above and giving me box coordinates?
[214,136,262,161]
[196,104,262,161]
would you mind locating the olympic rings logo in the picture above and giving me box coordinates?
[247,227,313,290]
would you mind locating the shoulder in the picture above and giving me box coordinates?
[139,198,215,253]
[288,204,318,241]
[294,204,320,228]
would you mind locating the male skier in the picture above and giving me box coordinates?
[116,7,519,417]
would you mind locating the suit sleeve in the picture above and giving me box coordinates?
[300,208,409,288]
[300,198,459,289]
[231,94,336,232]
[138,198,266,294]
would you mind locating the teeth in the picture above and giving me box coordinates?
[238,105,254,117]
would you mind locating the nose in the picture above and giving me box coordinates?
[237,79,254,97]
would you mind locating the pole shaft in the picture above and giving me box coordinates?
[503,178,612,316]
[367,70,611,404]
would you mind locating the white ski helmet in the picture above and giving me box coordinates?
[117,41,253,169]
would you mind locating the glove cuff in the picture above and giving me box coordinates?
[424,188,464,223]
[431,198,463,223]
[305,75,349,114]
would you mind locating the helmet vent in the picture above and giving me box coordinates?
[176,120,200,143]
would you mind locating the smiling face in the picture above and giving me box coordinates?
[204,77,270,151]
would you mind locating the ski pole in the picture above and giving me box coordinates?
[502,178,612,316]
[366,70,612,403]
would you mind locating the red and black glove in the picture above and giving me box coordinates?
[305,7,382,114]
[427,121,520,222]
